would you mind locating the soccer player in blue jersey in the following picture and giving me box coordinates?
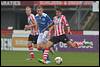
[35,6,53,64]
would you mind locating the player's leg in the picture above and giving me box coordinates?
[36,41,52,63]
[49,46,55,55]
[37,33,49,63]
[36,33,44,50]
[27,34,38,60]
[61,34,77,48]
[32,35,38,49]
[33,44,37,48]
[27,34,35,60]
[37,32,53,64]
[44,41,55,61]
[66,41,78,48]
[39,36,59,64]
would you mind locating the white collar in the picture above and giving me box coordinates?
[36,13,47,17]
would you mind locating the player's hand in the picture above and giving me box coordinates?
[68,31,72,35]
[24,25,30,31]
[24,25,27,31]
[24,27,27,31]
[67,27,72,35]
[25,25,29,28]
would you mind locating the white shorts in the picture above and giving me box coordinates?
[37,31,49,44]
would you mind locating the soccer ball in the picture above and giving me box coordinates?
[54,57,63,64]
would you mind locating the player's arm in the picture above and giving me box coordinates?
[46,16,55,37]
[62,16,72,34]
[24,16,38,32]
[47,15,54,30]
[29,16,37,28]
[48,22,54,32]
[30,17,38,33]
[41,21,54,32]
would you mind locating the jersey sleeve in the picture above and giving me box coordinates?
[46,15,53,25]
[62,15,69,27]
[30,14,37,24]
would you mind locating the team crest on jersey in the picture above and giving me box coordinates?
[42,18,45,21]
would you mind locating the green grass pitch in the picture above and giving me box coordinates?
[1,51,99,66]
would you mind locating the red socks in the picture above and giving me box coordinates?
[43,48,49,61]
[28,44,34,58]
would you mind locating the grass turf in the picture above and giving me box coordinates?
[1,51,99,66]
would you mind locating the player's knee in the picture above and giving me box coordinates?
[48,41,53,47]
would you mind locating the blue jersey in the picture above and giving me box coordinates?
[35,13,52,33]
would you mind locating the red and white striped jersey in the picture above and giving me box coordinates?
[53,15,69,36]
[28,14,38,35]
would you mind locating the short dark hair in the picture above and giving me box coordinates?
[36,5,43,10]
[56,7,62,12]
[26,6,32,10]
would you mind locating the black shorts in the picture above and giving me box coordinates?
[50,34,70,44]
[28,34,38,44]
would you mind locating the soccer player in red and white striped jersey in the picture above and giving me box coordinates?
[24,6,38,60]
[48,7,74,48]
